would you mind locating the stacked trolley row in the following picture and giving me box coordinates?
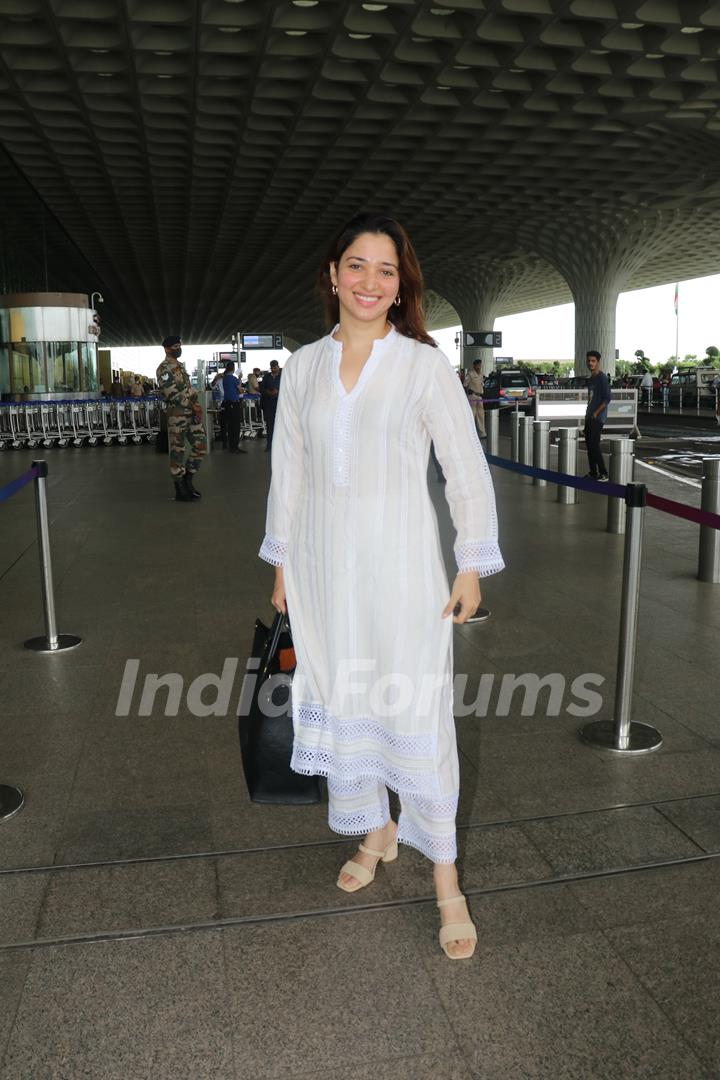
[0,398,161,449]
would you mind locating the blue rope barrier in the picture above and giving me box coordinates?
[485,452,720,530]
[484,453,627,498]
[0,466,38,504]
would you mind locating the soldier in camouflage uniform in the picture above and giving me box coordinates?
[156,336,207,502]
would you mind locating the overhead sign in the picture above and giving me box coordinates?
[465,331,502,348]
[242,333,283,350]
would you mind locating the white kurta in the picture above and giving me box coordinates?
[259,327,504,862]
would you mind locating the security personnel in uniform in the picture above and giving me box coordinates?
[156,335,207,501]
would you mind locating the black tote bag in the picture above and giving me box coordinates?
[238,613,322,805]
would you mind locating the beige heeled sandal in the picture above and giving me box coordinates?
[437,895,478,960]
[336,832,398,893]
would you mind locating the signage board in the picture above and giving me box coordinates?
[242,333,283,350]
[465,331,502,348]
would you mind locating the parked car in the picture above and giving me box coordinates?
[483,369,537,410]
[667,367,718,408]
[558,376,588,390]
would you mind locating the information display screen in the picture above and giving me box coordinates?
[242,333,283,350]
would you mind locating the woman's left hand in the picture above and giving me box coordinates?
[442,572,481,624]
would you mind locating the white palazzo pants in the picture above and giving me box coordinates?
[327,776,459,864]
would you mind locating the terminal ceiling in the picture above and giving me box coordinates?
[2,1,720,345]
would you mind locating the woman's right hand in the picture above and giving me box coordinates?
[271,567,287,615]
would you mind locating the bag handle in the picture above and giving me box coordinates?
[259,611,291,680]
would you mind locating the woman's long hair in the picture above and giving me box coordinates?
[318,212,436,346]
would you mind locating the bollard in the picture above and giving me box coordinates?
[486,408,499,457]
[533,421,550,488]
[581,484,662,753]
[606,438,634,534]
[510,409,520,462]
[0,784,24,822]
[518,414,533,467]
[557,427,578,504]
[24,461,82,653]
[698,458,720,583]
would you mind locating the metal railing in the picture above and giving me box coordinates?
[484,423,720,755]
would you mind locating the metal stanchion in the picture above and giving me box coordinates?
[533,420,550,488]
[518,414,533,467]
[581,484,662,753]
[557,427,578,504]
[698,458,720,583]
[606,438,634,534]
[510,408,520,462]
[23,461,82,653]
[0,784,24,822]
[486,408,499,457]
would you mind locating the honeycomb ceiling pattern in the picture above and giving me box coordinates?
[2,0,720,344]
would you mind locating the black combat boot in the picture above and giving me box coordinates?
[183,469,202,499]
[174,478,192,502]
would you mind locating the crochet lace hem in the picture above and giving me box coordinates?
[291,742,442,799]
[455,539,505,577]
[259,534,287,566]
[296,702,437,760]
[397,818,457,864]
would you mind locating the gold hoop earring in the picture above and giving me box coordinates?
[394,294,401,306]
[331,284,338,296]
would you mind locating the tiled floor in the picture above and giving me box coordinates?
[1,436,719,1079]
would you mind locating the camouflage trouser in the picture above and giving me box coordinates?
[167,411,207,478]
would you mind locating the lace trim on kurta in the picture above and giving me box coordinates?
[291,742,443,798]
[259,534,287,566]
[296,702,437,759]
[332,397,355,488]
[328,326,396,489]
[454,538,505,576]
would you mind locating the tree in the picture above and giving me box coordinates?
[705,346,720,369]
[634,349,652,372]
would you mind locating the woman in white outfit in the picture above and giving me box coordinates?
[259,214,504,959]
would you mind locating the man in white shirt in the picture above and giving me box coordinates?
[466,359,486,438]
[640,369,654,407]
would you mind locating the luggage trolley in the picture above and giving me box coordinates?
[100,400,116,444]
[22,402,42,449]
[84,401,101,445]
[69,401,92,446]
[0,403,9,449]
[127,399,144,444]
[39,401,59,447]
[134,397,157,442]
[243,393,265,439]
[53,400,73,447]
[114,398,136,445]
[8,404,27,449]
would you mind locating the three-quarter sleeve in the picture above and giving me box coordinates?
[258,354,304,567]
[422,349,504,578]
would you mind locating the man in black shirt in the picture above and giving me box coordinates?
[261,360,282,452]
[584,350,612,481]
